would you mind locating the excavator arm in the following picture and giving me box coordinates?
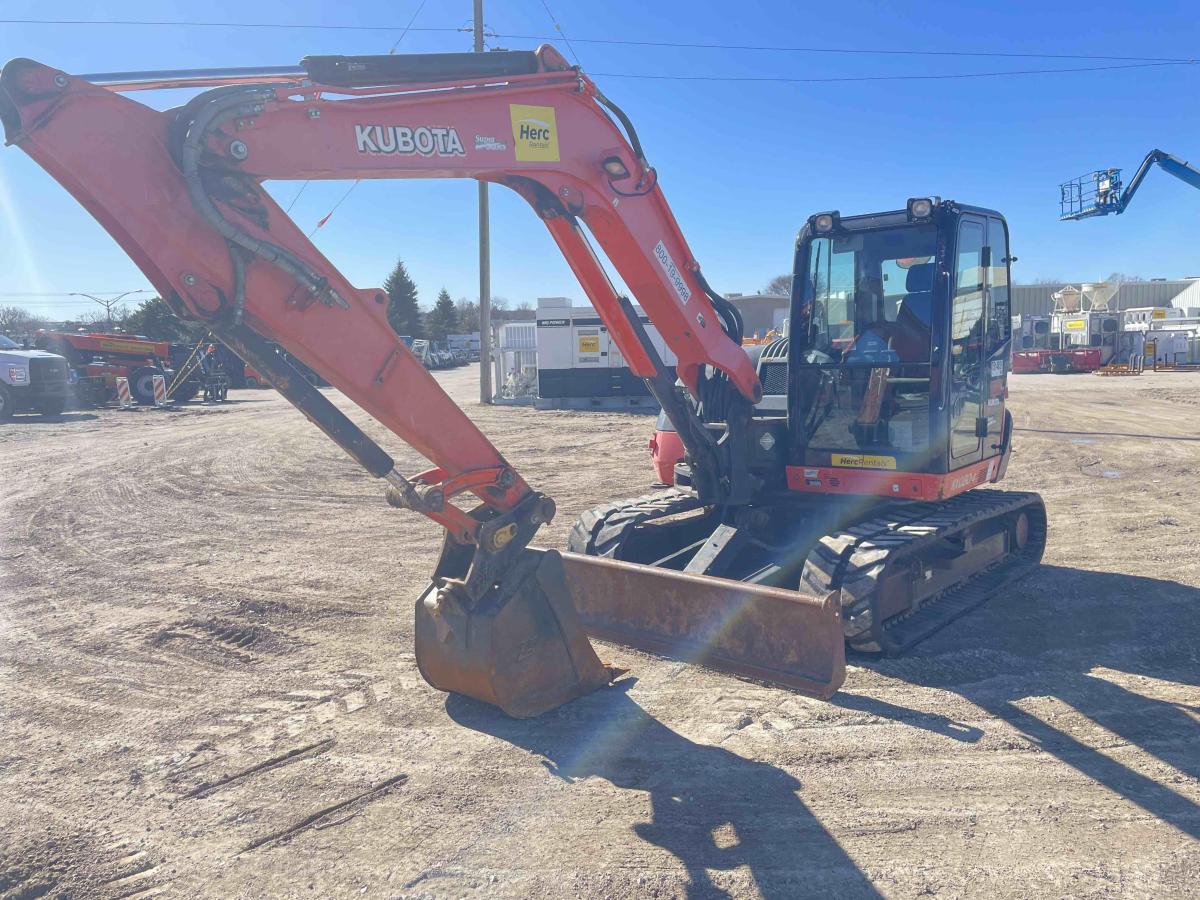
[1,46,844,716]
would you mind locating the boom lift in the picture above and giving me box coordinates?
[1060,149,1200,220]
[1,47,1044,717]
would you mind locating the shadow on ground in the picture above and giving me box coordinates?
[449,686,880,899]
[859,564,1200,840]
[450,566,1197,895]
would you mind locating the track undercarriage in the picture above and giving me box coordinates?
[569,488,1047,661]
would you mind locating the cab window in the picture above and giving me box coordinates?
[804,225,937,365]
[952,221,985,363]
[985,218,1011,351]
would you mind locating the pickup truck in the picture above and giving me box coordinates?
[0,333,70,418]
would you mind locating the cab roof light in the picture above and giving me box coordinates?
[907,197,938,222]
[812,211,841,234]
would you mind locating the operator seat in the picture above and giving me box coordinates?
[892,263,934,362]
[897,263,934,332]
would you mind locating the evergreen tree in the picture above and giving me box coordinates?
[455,297,481,332]
[383,258,424,339]
[427,288,459,341]
[121,297,205,343]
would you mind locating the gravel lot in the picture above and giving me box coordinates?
[1,367,1197,898]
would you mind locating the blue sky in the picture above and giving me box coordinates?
[1,0,1197,319]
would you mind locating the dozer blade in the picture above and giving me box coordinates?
[559,551,847,700]
[414,548,622,718]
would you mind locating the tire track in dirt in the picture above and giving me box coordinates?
[5,371,1199,897]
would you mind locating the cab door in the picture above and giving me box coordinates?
[948,216,987,465]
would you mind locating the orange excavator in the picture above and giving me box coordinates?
[1,46,1045,717]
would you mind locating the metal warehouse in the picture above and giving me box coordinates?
[1012,277,1200,317]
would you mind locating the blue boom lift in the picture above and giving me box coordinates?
[1060,149,1200,221]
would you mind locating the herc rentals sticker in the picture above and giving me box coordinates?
[653,241,692,305]
[509,105,559,161]
[354,124,465,157]
[831,453,897,470]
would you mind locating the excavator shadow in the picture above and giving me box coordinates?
[851,564,1200,840]
[448,685,882,899]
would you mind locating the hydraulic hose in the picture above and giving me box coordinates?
[593,89,647,169]
[174,86,346,315]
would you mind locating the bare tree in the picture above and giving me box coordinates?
[0,305,47,334]
[505,300,535,321]
[1105,272,1146,284]
[764,274,792,296]
[77,307,133,331]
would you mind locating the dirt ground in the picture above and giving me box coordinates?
[1,367,1198,899]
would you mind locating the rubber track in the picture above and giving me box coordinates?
[800,489,1047,654]
[567,489,704,559]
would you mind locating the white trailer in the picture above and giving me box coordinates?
[534,297,675,408]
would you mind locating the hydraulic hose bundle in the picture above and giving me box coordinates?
[168,86,347,326]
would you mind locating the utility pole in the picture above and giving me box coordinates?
[474,0,492,404]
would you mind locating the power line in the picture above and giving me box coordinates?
[302,2,428,235]
[493,33,1198,65]
[308,181,361,238]
[1,18,1193,64]
[0,292,154,302]
[283,180,309,214]
[591,60,1194,83]
[388,0,430,54]
[0,301,147,309]
[0,17,463,34]
[536,1,582,67]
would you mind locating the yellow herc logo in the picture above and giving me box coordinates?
[831,453,897,470]
[509,104,559,162]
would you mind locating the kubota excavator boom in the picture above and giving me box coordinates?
[1,46,846,716]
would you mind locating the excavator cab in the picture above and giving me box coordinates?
[573,198,1045,658]
[787,198,1016,498]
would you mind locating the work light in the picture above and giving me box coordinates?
[907,197,935,222]
[602,156,630,179]
[812,211,840,234]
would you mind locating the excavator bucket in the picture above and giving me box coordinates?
[559,552,847,699]
[415,547,846,717]
[415,548,622,718]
